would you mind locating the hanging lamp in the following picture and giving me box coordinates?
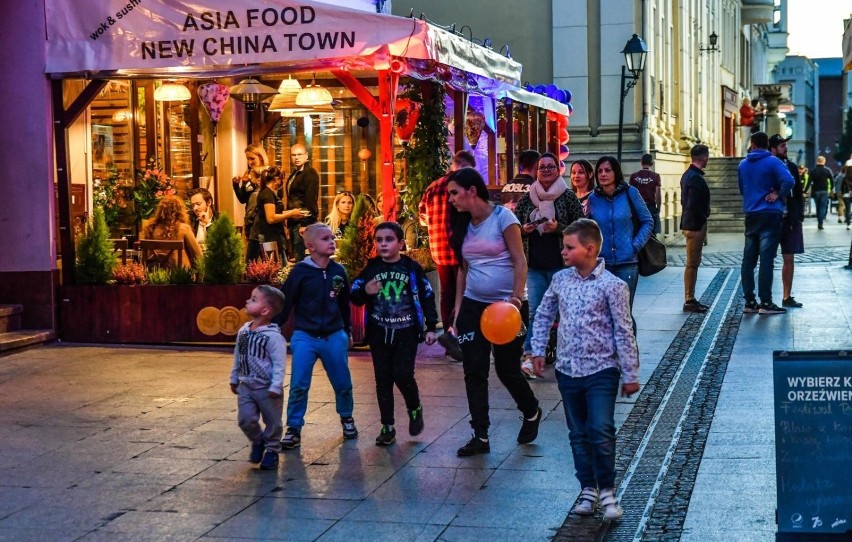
[296,75,333,107]
[153,82,191,102]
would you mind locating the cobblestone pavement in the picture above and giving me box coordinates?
[0,225,850,541]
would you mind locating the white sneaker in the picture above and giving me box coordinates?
[521,358,536,380]
[599,487,623,520]
[572,487,598,515]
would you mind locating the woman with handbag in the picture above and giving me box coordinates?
[514,152,582,377]
[587,156,654,318]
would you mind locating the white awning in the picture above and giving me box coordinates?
[43,0,521,88]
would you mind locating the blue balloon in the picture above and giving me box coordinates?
[544,84,558,95]
[564,89,572,103]
[555,89,568,103]
[524,84,534,92]
[533,85,546,94]
[567,103,574,115]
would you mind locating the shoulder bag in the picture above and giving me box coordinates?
[625,189,667,277]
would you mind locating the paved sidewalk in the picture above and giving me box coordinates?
[0,220,850,541]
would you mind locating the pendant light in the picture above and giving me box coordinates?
[153,82,191,102]
[296,75,333,107]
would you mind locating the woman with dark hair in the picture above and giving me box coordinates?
[248,166,305,263]
[514,152,582,377]
[446,167,541,457]
[570,159,596,216]
[587,156,653,314]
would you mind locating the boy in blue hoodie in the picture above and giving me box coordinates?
[350,222,439,446]
[276,223,358,449]
[737,131,795,314]
[230,285,288,470]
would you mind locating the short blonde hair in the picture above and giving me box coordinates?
[303,223,332,245]
[816,155,826,165]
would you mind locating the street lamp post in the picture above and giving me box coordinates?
[617,34,649,163]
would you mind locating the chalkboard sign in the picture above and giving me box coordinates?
[774,350,852,540]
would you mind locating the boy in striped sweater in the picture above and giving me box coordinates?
[230,285,287,470]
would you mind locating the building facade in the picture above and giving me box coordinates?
[773,56,818,167]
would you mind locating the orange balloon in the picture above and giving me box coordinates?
[480,301,523,345]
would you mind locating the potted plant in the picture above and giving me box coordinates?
[59,211,256,344]
[75,207,116,285]
[335,195,376,343]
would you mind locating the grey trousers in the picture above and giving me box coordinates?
[237,383,284,453]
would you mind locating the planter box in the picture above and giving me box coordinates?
[59,284,368,345]
[59,284,257,344]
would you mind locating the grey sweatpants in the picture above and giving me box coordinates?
[237,383,284,453]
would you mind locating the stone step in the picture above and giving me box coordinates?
[0,330,55,353]
[0,305,22,333]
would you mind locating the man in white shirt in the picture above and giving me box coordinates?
[189,188,218,250]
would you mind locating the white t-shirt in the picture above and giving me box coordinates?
[462,205,520,303]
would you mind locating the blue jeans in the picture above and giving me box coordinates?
[523,268,561,355]
[813,191,829,226]
[286,330,354,428]
[741,213,783,304]
[556,367,620,489]
[607,262,638,334]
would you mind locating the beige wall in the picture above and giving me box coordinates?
[391,1,553,86]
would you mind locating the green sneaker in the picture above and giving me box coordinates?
[375,425,396,446]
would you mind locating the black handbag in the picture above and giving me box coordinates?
[625,190,667,277]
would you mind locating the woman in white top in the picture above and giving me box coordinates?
[446,167,541,457]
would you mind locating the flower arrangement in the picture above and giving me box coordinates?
[112,262,147,285]
[246,258,283,285]
[134,157,177,222]
[92,167,123,229]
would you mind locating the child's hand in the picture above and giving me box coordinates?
[268,391,282,399]
[365,279,382,295]
[424,331,437,345]
[230,383,238,395]
[621,382,639,398]
[541,219,559,233]
[532,356,546,378]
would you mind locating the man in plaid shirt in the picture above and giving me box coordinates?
[418,150,475,360]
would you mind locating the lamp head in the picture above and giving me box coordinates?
[621,34,649,78]
[709,31,718,47]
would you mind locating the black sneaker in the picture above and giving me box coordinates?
[438,332,464,361]
[408,405,424,436]
[259,449,279,470]
[743,299,759,314]
[281,427,301,450]
[249,442,264,463]
[457,436,490,457]
[758,302,787,315]
[683,299,708,313]
[517,406,542,444]
[341,417,359,439]
[375,425,396,446]
[782,297,803,308]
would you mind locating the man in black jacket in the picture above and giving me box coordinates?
[769,135,804,308]
[808,155,833,229]
[680,144,711,313]
[285,144,320,261]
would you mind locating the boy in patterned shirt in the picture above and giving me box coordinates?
[530,218,640,521]
[230,285,287,470]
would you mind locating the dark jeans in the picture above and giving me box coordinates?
[843,196,852,225]
[367,325,421,426]
[741,213,783,304]
[556,367,620,489]
[289,224,307,262]
[813,191,829,226]
[455,297,539,437]
[436,264,458,329]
